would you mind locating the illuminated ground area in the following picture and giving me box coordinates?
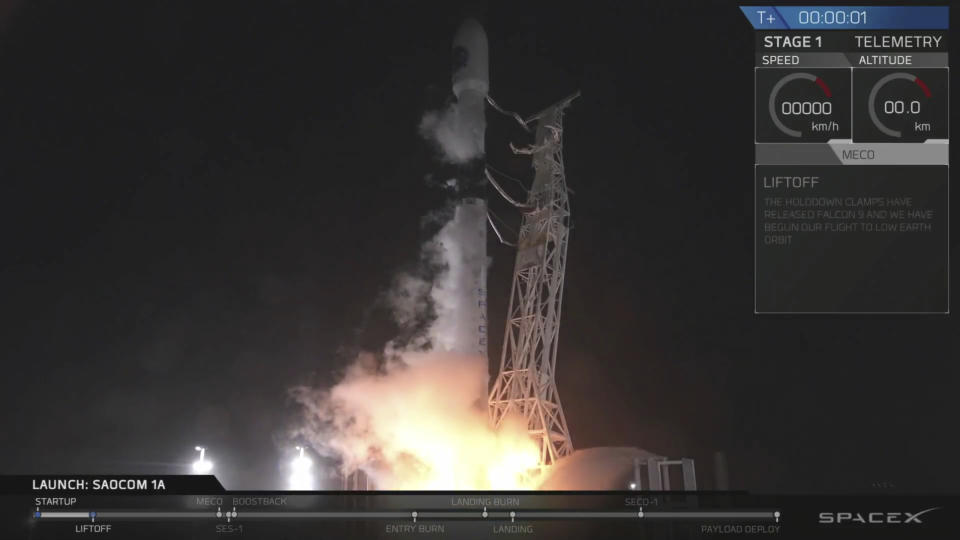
[539,447,661,490]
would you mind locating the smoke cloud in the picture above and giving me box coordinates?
[381,202,486,355]
[289,214,535,488]
[290,97,534,487]
[291,350,536,489]
[418,96,486,164]
[385,272,431,333]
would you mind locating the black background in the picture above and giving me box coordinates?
[0,0,957,493]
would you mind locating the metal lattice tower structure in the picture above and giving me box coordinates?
[488,93,578,468]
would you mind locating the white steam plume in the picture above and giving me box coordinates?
[291,350,535,489]
[418,95,486,164]
[290,110,534,487]
[289,217,533,488]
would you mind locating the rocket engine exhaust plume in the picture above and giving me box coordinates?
[291,350,537,489]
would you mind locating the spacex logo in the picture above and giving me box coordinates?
[818,507,941,525]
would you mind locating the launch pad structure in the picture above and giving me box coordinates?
[487,93,579,469]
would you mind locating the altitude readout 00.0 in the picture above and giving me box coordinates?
[756,68,850,142]
[853,68,948,142]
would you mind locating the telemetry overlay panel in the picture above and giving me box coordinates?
[742,6,949,314]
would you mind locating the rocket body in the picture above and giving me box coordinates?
[445,20,489,370]
[451,18,489,198]
[452,18,489,101]
[432,198,487,363]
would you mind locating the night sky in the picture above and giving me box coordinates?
[1,1,957,492]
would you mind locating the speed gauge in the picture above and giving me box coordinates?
[756,68,851,142]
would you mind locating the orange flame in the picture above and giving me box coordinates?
[296,351,540,489]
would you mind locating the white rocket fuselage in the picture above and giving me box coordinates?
[448,19,489,367]
[452,18,488,161]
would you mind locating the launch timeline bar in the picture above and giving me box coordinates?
[35,510,779,521]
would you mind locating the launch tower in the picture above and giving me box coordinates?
[488,92,579,468]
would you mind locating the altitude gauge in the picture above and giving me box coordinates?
[756,68,851,142]
[853,69,948,142]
